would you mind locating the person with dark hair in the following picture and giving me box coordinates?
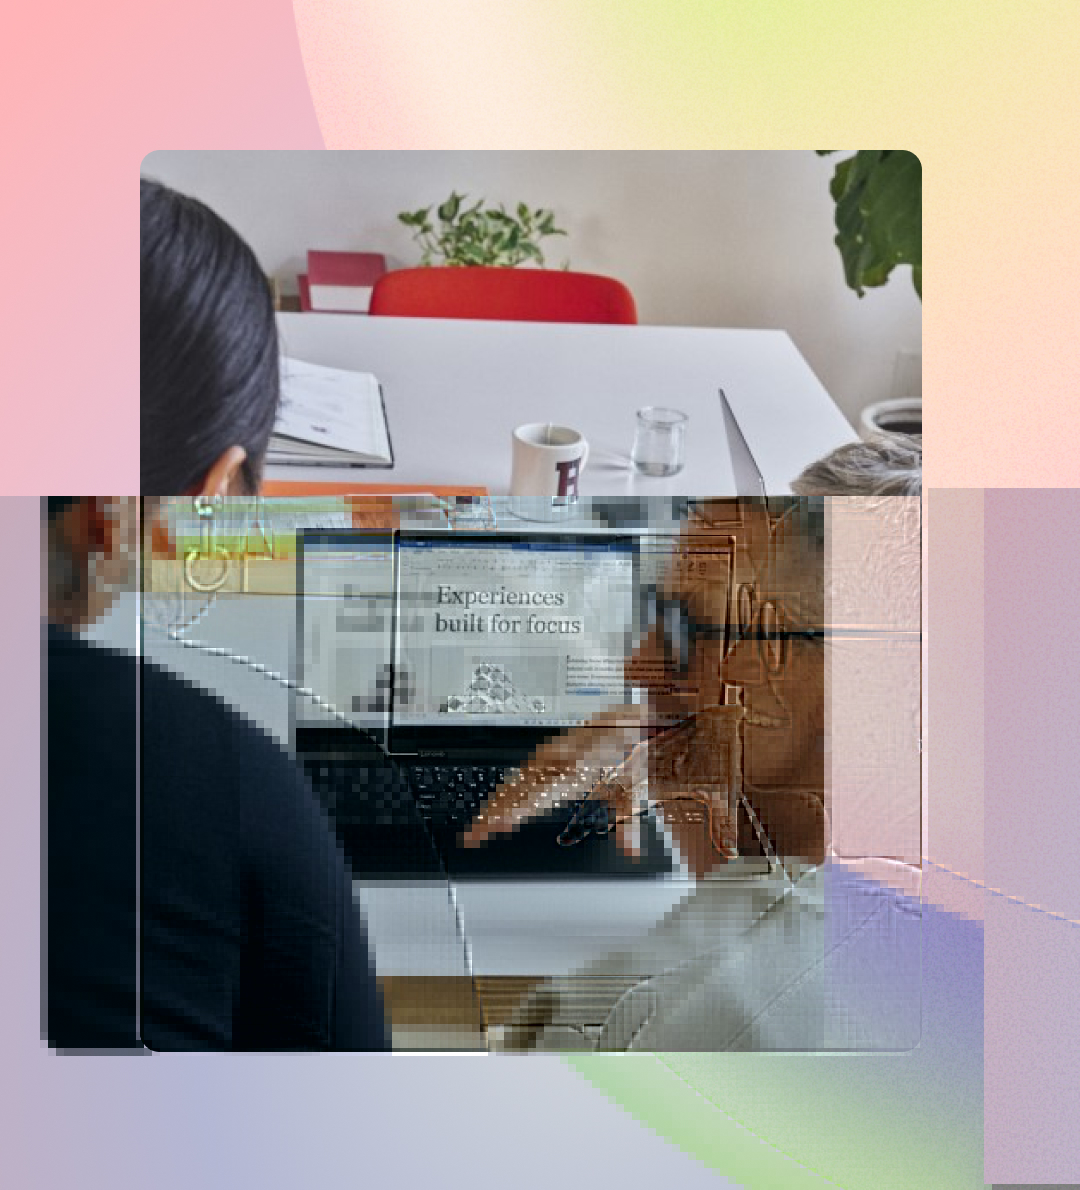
[140,177,280,497]
[45,182,388,1050]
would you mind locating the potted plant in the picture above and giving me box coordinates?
[398,192,568,268]
[817,151,922,438]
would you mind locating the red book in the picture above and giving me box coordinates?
[297,273,312,312]
[306,251,386,313]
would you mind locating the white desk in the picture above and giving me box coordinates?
[273,314,857,495]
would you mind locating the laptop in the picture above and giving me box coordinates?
[295,527,673,880]
[719,387,768,501]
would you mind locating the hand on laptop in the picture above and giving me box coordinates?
[460,703,743,873]
[460,705,647,851]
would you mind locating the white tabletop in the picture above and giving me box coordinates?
[273,314,857,496]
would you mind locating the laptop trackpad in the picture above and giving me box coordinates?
[437,810,673,880]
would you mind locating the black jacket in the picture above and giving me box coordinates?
[45,624,388,1051]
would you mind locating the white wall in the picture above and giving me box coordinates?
[142,151,921,427]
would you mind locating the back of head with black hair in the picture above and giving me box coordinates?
[140,179,280,495]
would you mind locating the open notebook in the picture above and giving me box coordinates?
[268,356,394,468]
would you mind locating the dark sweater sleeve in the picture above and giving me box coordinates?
[138,660,389,1052]
[332,856,390,1051]
[46,627,140,1050]
[221,707,390,1052]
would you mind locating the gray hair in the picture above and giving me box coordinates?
[791,434,922,498]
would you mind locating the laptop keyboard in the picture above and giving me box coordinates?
[302,755,417,826]
[300,754,507,829]
[299,747,675,878]
[406,764,506,827]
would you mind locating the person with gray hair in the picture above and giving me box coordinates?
[468,487,919,1053]
[791,433,921,497]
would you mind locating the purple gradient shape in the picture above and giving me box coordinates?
[984,490,1080,1182]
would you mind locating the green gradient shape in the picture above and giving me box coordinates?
[565,1055,841,1189]
[566,1051,983,1190]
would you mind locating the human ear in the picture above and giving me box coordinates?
[198,446,249,501]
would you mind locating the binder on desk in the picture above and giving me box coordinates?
[268,357,394,468]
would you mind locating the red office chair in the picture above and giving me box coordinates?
[368,266,638,324]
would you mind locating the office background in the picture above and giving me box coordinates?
[144,149,922,430]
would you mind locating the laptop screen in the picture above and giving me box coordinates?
[394,533,638,730]
[296,531,396,738]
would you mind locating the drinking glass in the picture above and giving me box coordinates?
[631,407,688,477]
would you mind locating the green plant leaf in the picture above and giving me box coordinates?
[437,192,463,223]
[400,192,569,268]
[398,207,430,228]
[824,150,921,299]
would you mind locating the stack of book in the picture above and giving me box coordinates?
[297,250,387,314]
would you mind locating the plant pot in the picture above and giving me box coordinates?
[859,398,922,441]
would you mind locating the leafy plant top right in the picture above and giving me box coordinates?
[816,151,921,300]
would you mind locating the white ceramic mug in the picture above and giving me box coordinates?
[510,423,590,508]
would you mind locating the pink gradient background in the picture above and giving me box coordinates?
[6,2,323,499]
[7,0,1080,1182]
